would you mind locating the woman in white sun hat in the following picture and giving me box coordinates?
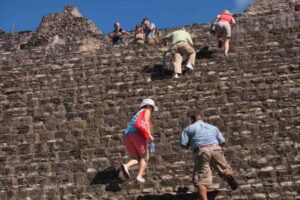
[121,98,158,183]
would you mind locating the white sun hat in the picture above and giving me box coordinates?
[139,98,158,111]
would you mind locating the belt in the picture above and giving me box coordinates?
[199,143,219,148]
[193,143,219,152]
[170,40,187,48]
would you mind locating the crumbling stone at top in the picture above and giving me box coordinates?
[22,5,103,48]
[37,5,101,36]
[64,5,83,17]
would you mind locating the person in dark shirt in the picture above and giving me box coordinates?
[109,22,131,45]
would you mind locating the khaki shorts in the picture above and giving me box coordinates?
[193,145,232,187]
[215,21,231,38]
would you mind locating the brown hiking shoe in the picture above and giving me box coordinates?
[225,174,238,190]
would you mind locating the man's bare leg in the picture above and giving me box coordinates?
[198,184,208,200]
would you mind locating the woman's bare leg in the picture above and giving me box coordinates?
[136,150,149,180]
[198,185,208,200]
[124,159,139,169]
[224,38,230,56]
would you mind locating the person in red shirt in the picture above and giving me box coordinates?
[121,99,158,183]
[215,10,236,56]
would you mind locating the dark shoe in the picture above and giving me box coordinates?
[121,164,130,179]
[225,174,238,190]
[218,40,223,48]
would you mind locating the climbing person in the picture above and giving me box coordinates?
[121,98,158,183]
[133,24,145,44]
[141,18,157,45]
[162,28,196,79]
[109,22,131,45]
[180,111,238,200]
[214,10,236,56]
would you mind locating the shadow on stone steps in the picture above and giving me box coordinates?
[142,64,174,81]
[136,190,219,200]
[141,45,218,81]
[196,46,217,59]
[90,166,124,192]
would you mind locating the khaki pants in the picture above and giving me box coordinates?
[193,145,233,186]
[171,42,196,74]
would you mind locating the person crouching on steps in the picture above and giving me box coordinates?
[163,28,196,79]
[214,10,236,57]
[180,111,238,200]
[109,22,131,45]
[121,98,158,183]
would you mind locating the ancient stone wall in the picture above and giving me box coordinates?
[0,1,299,199]
[236,0,300,33]
[245,0,296,15]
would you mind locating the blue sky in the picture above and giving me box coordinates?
[0,0,253,34]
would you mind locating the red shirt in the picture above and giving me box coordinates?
[218,13,235,24]
[125,109,152,140]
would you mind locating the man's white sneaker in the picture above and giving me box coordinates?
[186,63,194,70]
[136,176,145,183]
[173,73,179,79]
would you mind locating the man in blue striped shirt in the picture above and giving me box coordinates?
[181,111,238,200]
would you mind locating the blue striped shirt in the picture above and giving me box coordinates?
[181,120,225,151]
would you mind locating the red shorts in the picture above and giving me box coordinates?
[124,133,147,159]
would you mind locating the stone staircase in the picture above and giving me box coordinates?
[0,1,300,200]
